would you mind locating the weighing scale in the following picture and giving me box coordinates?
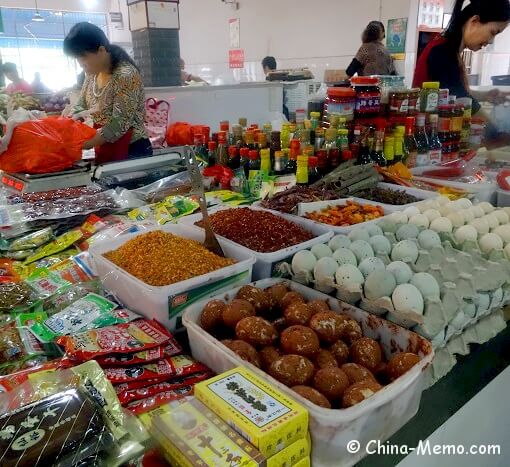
[0,147,186,193]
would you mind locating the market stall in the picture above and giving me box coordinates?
[1,72,510,467]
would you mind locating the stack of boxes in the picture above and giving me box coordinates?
[128,0,181,87]
[143,367,311,466]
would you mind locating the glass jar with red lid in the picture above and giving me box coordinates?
[351,77,381,118]
[325,87,356,123]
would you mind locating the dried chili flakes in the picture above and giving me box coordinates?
[196,208,314,253]
[103,231,235,286]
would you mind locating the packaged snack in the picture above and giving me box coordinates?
[95,338,181,367]
[78,221,148,251]
[15,311,48,327]
[0,281,36,312]
[25,269,71,298]
[43,280,101,313]
[148,397,267,466]
[0,227,53,251]
[117,371,212,406]
[0,260,19,283]
[15,249,80,279]
[128,195,199,225]
[104,355,209,385]
[24,230,83,264]
[126,385,194,415]
[30,293,120,343]
[194,367,308,457]
[0,388,113,466]
[3,249,35,260]
[48,256,93,283]
[58,319,174,361]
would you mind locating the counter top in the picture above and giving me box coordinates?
[145,81,283,94]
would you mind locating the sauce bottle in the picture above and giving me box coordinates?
[227,145,240,169]
[217,132,228,166]
[404,117,418,168]
[286,139,300,174]
[371,130,387,166]
[260,148,271,175]
[296,155,309,185]
[207,141,217,166]
[248,149,260,172]
[240,147,250,176]
[274,150,287,176]
[308,156,321,184]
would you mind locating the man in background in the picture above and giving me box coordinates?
[262,56,277,76]
[2,63,32,94]
[31,72,51,94]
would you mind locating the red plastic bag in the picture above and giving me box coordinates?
[0,116,96,174]
[165,122,193,146]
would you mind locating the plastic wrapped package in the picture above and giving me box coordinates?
[0,185,103,206]
[131,171,192,204]
[0,227,54,251]
[0,281,39,313]
[128,195,200,225]
[43,280,102,313]
[0,360,147,466]
[0,189,143,228]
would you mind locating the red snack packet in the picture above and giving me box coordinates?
[104,355,208,384]
[114,378,164,394]
[125,385,194,415]
[117,371,212,406]
[95,340,182,367]
[58,319,173,361]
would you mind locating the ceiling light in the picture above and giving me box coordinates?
[32,12,44,22]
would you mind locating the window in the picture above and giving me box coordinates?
[0,8,108,91]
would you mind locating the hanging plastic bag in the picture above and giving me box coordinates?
[145,98,171,149]
[0,111,96,174]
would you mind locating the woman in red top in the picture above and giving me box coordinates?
[414,0,510,116]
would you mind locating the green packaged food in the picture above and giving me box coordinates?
[128,196,199,225]
[30,293,125,343]
[24,230,83,264]
[25,268,72,299]
[3,249,35,260]
[0,282,38,313]
[0,227,54,252]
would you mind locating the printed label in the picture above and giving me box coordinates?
[425,93,439,113]
[428,149,442,164]
[207,372,291,428]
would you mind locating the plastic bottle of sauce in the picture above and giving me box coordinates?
[286,139,300,174]
[248,149,260,173]
[296,155,309,185]
[308,156,321,184]
[240,147,250,176]
[428,114,442,165]
[207,141,217,166]
[337,128,350,152]
[274,150,287,176]
[415,114,430,166]
[260,148,271,175]
[404,117,418,168]
[384,136,395,166]
[227,145,240,170]
[217,132,228,166]
[352,77,381,118]
[371,130,387,166]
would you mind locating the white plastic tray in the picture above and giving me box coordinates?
[412,176,497,203]
[351,182,439,213]
[179,205,333,280]
[89,224,256,331]
[182,279,434,467]
[295,197,391,234]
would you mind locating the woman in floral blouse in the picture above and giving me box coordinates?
[64,22,152,163]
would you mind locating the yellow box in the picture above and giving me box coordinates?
[293,457,311,467]
[150,397,267,467]
[194,367,309,458]
[267,435,310,467]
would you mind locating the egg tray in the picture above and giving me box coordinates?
[425,309,507,387]
[282,221,510,357]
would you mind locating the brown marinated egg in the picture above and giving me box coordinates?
[268,355,315,386]
[307,299,330,316]
[284,302,314,326]
[265,283,289,307]
[309,311,344,344]
[342,379,383,408]
[292,385,331,409]
[330,340,350,365]
[314,349,338,369]
[259,346,281,370]
[386,352,420,382]
[341,363,376,384]
[236,285,270,313]
[222,340,261,368]
[313,367,349,400]
[281,291,305,310]
[200,300,225,332]
[350,337,382,372]
[235,317,277,347]
[222,299,256,328]
[337,315,363,344]
[280,325,320,358]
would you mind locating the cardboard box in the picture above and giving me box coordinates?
[267,435,310,467]
[194,367,309,458]
[150,397,266,467]
[293,457,311,467]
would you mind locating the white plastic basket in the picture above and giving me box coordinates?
[295,197,391,234]
[179,205,333,279]
[182,279,434,467]
[89,224,256,331]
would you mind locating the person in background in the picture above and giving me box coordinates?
[262,56,277,76]
[1,63,33,95]
[31,72,51,94]
[413,0,510,117]
[180,58,207,85]
[64,22,152,163]
[346,21,395,77]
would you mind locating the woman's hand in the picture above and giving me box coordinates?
[82,132,106,150]
[484,89,509,105]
